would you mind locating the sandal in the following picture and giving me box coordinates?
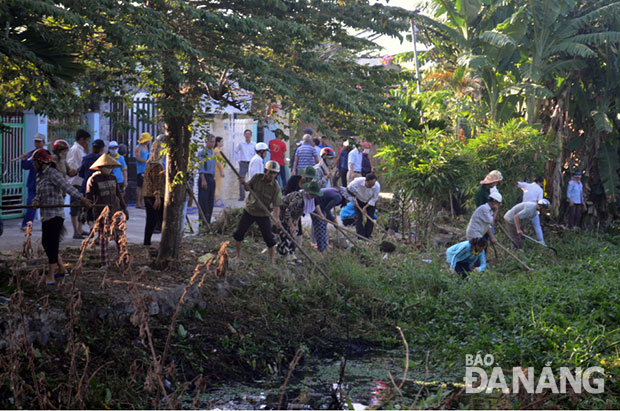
[54,273,71,279]
[46,281,57,286]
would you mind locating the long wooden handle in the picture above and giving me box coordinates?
[494,241,532,271]
[310,212,362,246]
[353,201,389,235]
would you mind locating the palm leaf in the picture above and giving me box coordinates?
[598,136,620,200]
[502,82,553,98]
[479,30,517,48]
[571,2,620,31]
[571,32,620,46]
[546,41,596,58]
[590,110,613,133]
[457,53,490,68]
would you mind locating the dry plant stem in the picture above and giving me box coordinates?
[278,348,304,410]
[396,326,409,390]
[219,151,344,295]
[412,351,431,408]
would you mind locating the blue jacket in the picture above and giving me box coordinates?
[338,148,350,171]
[446,240,486,271]
[315,188,343,221]
[340,201,378,221]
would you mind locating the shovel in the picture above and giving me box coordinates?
[522,233,558,255]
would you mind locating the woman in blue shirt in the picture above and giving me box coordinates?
[446,237,488,279]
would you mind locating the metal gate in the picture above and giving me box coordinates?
[109,96,161,155]
[1,113,26,218]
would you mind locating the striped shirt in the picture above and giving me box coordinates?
[34,165,82,222]
[295,143,317,169]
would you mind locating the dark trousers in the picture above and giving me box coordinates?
[455,262,472,279]
[568,204,583,228]
[278,165,288,188]
[21,188,37,227]
[198,173,215,225]
[41,217,64,264]
[233,210,276,248]
[144,196,164,245]
[339,169,348,187]
[239,161,249,199]
[354,200,376,238]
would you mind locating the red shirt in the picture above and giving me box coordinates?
[269,139,287,165]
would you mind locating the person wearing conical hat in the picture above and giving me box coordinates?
[135,132,152,208]
[85,153,127,223]
[475,170,503,208]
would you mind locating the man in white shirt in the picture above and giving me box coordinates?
[466,191,501,243]
[66,129,91,238]
[234,129,256,200]
[347,142,363,184]
[347,173,380,238]
[248,142,269,180]
[504,199,550,249]
[517,176,545,244]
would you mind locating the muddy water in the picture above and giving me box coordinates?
[192,349,461,410]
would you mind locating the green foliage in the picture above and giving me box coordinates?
[463,119,558,205]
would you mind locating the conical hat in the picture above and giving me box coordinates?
[90,153,122,170]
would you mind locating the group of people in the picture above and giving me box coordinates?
[230,131,382,264]
[447,168,585,278]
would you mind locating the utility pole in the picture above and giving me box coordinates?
[409,18,422,94]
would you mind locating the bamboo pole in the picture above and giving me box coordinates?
[494,241,533,272]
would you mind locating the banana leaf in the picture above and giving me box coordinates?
[598,135,620,200]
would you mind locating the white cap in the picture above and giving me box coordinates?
[489,191,502,203]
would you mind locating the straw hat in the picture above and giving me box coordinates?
[90,153,122,170]
[480,170,503,185]
[138,132,152,144]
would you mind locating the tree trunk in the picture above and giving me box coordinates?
[155,113,191,268]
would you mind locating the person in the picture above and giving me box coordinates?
[234,129,256,201]
[312,187,346,252]
[85,154,127,222]
[312,137,322,159]
[319,135,331,149]
[314,147,337,188]
[347,142,363,184]
[503,199,551,249]
[336,141,350,187]
[347,173,380,238]
[466,191,501,243]
[20,133,46,230]
[30,148,92,285]
[213,137,226,206]
[269,129,287,187]
[276,181,323,256]
[66,129,91,238]
[233,161,283,264]
[79,139,105,193]
[475,170,503,207]
[446,237,488,279]
[248,142,269,180]
[196,135,217,228]
[361,142,373,177]
[292,134,318,176]
[517,176,545,243]
[51,139,77,180]
[143,139,166,246]
[567,171,585,229]
[108,141,128,196]
[135,132,152,208]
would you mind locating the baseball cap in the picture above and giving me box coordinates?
[33,133,46,142]
[109,140,119,148]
